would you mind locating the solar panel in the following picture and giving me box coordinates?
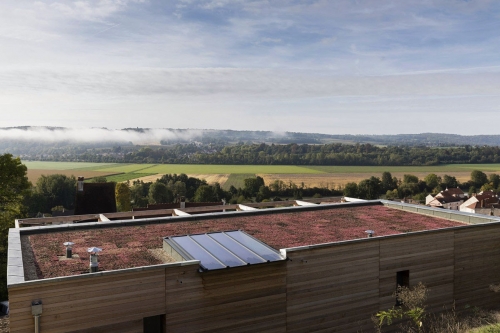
[190,234,246,268]
[164,230,285,271]
[225,231,284,262]
[172,236,226,270]
[209,233,266,264]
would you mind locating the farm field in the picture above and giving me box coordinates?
[26,169,117,184]
[21,161,500,188]
[23,161,117,170]
[258,171,476,188]
[221,174,255,190]
[307,164,500,173]
[141,164,322,174]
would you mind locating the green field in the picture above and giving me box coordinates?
[22,161,117,170]
[21,161,500,187]
[222,174,256,190]
[141,164,322,174]
[22,161,500,175]
[93,164,159,173]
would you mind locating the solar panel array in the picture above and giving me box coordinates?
[165,230,285,271]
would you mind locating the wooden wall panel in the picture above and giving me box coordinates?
[454,225,500,309]
[9,269,167,333]
[165,263,287,333]
[286,241,380,333]
[379,231,455,312]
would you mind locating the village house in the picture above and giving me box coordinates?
[460,190,500,215]
[425,187,465,210]
[7,200,500,333]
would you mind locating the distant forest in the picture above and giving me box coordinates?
[3,127,500,166]
[6,142,500,166]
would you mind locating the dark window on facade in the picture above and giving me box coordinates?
[396,270,410,288]
[143,315,165,333]
[396,270,410,306]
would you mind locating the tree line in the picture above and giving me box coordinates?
[22,143,500,166]
[344,170,500,202]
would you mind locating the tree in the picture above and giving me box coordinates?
[0,154,31,211]
[358,177,381,200]
[244,176,265,195]
[148,182,173,204]
[115,183,131,212]
[441,174,458,189]
[424,174,441,190]
[381,172,397,192]
[130,181,150,208]
[34,174,76,213]
[343,182,358,198]
[489,173,500,189]
[170,181,187,198]
[193,185,215,202]
[471,170,488,188]
[0,154,30,300]
[403,174,419,184]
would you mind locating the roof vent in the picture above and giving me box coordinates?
[88,247,102,273]
[365,230,375,238]
[63,242,75,259]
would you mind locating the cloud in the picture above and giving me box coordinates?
[2,68,500,99]
[0,127,203,144]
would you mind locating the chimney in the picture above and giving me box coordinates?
[180,196,186,209]
[77,176,85,192]
[63,242,74,259]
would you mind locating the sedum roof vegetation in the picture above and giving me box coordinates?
[28,205,465,279]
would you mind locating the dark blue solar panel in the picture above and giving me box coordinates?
[190,234,246,268]
[172,236,226,270]
[225,231,283,261]
[209,233,266,264]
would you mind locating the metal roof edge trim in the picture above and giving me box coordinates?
[281,218,500,255]
[7,260,200,289]
[15,200,382,235]
[7,228,24,286]
[379,199,500,224]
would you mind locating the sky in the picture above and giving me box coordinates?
[1,0,500,135]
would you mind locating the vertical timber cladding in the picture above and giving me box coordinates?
[286,241,381,333]
[8,268,167,333]
[454,224,500,309]
[379,230,455,312]
[165,262,287,333]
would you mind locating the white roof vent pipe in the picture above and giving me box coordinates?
[88,247,102,273]
[64,242,75,259]
[365,230,375,238]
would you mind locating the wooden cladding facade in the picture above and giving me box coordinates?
[9,222,500,333]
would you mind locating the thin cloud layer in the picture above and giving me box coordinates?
[0,127,203,144]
